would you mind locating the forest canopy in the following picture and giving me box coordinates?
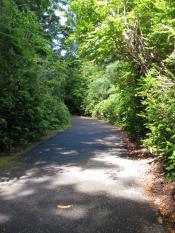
[0,0,70,150]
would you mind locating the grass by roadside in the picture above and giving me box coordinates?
[0,123,71,168]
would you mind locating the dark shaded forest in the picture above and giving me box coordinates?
[0,0,175,181]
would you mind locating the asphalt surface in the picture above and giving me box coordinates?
[0,116,168,233]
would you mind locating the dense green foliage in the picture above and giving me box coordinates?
[64,60,86,114]
[0,0,69,150]
[0,0,175,180]
[70,0,175,180]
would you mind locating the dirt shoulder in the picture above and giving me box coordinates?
[122,133,175,233]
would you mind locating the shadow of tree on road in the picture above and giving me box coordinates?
[0,117,167,233]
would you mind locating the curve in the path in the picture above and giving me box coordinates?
[0,117,168,233]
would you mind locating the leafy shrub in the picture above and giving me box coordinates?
[93,95,120,124]
[83,61,147,142]
[43,95,70,129]
[140,68,175,180]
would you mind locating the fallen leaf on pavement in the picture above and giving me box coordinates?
[57,205,73,209]
[157,216,163,224]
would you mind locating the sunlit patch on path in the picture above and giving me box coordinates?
[0,117,168,233]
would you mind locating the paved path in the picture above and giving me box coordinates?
[0,117,168,233]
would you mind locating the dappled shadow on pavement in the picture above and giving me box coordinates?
[0,117,168,233]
